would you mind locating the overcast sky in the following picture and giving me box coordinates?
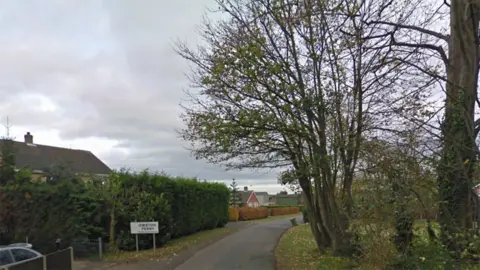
[0,0,288,194]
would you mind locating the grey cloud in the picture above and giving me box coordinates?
[0,0,285,190]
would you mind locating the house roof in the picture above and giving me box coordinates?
[255,191,268,196]
[240,191,253,203]
[1,139,111,175]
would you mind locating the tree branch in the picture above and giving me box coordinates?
[368,20,449,42]
[390,33,449,67]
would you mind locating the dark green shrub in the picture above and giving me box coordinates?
[290,218,298,226]
[0,170,230,252]
[167,177,229,237]
[265,205,296,208]
[113,171,229,244]
[0,181,105,254]
[116,191,172,250]
[302,207,309,223]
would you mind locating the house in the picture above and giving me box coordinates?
[0,132,111,181]
[239,186,260,207]
[255,191,270,206]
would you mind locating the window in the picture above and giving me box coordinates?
[0,250,13,266]
[11,248,38,262]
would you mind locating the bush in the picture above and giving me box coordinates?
[238,207,268,220]
[0,181,106,254]
[113,171,230,246]
[228,207,239,222]
[116,192,172,250]
[270,207,300,216]
[265,205,297,208]
[0,170,230,252]
[302,207,309,223]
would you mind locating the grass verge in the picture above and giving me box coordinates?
[276,221,480,270]
[275,224,351,270]
[104,226,238,263]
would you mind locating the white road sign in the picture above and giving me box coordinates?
[130,222,159,234]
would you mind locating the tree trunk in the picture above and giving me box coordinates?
[315,179,353,256]
[300,180,331,250]
[109,208,117,251]
[308,204,330,250]
[438,0,479,257]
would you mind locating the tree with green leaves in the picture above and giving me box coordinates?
[94,169,133,251]
[175,0,427,255]
[229,178,241,207]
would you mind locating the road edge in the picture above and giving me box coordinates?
[274,219,299,270]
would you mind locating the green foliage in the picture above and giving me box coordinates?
[0,169,229,252]
[290,218,298,226]
[391,222,454,269]
[0,138,16,186]
[103,170,229,249]
[0,180,105,254]
[301,207,309,223]
[43,163,80,184]
[15,168,33,185]
[265,205,298,208]
[116,191,171,250]
[229,178,241,207]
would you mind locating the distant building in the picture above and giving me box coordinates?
[239,186,260,207]
[275,192,304,206]
[255,191,270,206]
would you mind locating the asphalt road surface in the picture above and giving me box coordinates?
[174,216,300,270]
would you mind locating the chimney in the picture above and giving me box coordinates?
[244,186,248,191]
[24,132,33,144]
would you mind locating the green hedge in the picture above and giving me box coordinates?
[0,181,106,254]
[119,171,229,237]
[265,205,298,209]
[0,170,230,252]
[103,171,229,250]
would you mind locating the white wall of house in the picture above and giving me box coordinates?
[248,202,259,207]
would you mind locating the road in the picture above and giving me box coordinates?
[174,216,300,270]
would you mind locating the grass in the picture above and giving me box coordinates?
[104,226,238,263]
[275,224,352,270]
[277,220,480,270]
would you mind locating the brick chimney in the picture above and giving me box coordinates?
[24,132,33,144]
[244,186,248,191]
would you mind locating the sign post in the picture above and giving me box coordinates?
[130,221,159,253]
[153,234,156,253]
[135,234,139,252]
